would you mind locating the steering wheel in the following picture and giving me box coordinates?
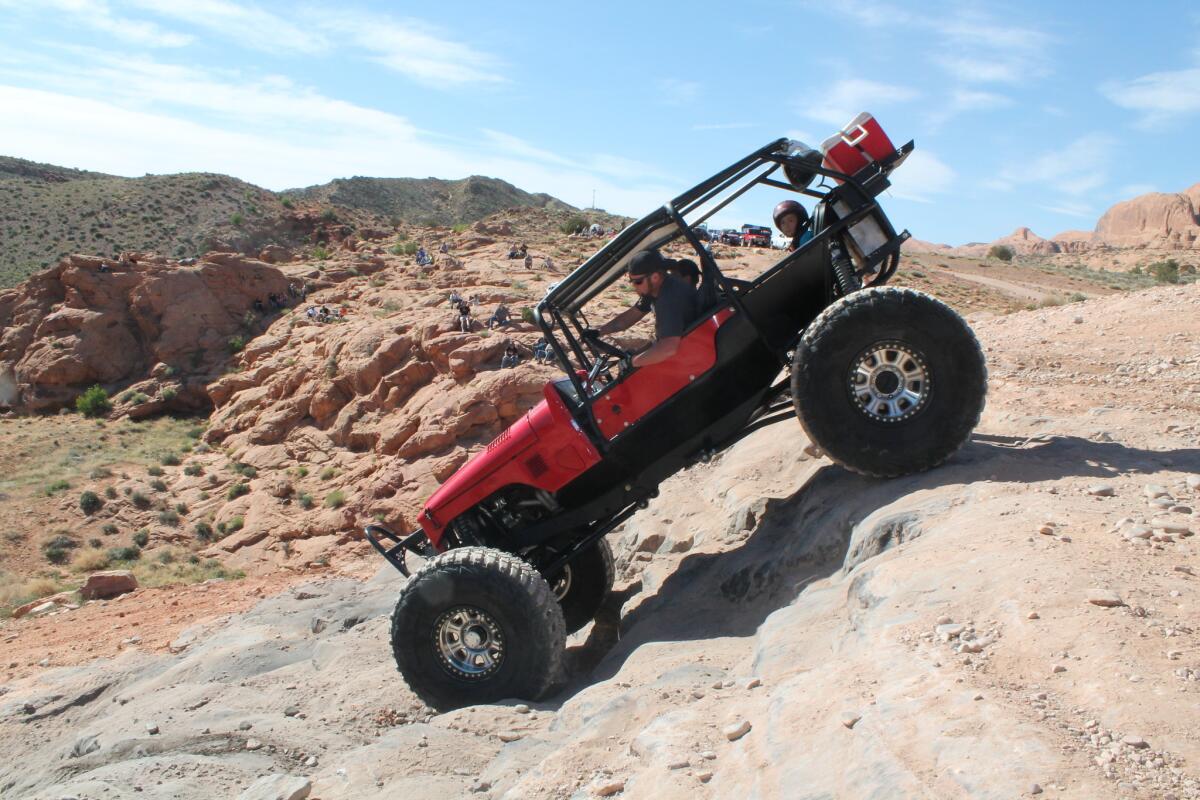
[580,329,634,390]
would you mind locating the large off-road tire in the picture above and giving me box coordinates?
[791,287,986,478]
[390,547,566,711]
[548,538,614,635]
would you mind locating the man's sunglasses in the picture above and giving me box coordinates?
[629,275,648,286]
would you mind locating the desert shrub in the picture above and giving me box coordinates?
[45,479,70,495]
[131,490,151,509]
[101,523,119,536]
[104,486,117,499]
[132,529,149,547]
[79,490,103,514]
[108,545,141,562]
[231,462,257,478]
[324,490,346,509]
[186,425,205,439]
[1067,292,1087,302]
[161,453,180,466]
[280,196,294,209]
[42,533,77,564]
[74,549,110,571]
[521,307,536,325]
[297,492,315,509]
[88,538,102,548]
[559,214,588,235]
[89,466,113,479]
[147,465,164,476]
[184,463,203,477]
[228,335,246,353]
[986,245,1014,262]
[451,223,468,233]
[76,385,111,417]
[150,479,167,492]
[194,521,214,542]
[161,387,177,402]
[1149,259,1180,284]
[319,466,337,480]
[158,509,180,526]
[294,466,309,478]
[312,245,330,261]
[227,482,250,500]
[231,212,244,226]
[174,502,189,515]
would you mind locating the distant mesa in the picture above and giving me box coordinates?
[904,181,1200,257]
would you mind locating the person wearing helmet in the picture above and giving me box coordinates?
[773,199,813,251]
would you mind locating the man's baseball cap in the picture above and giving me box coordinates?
[627,249,671,276]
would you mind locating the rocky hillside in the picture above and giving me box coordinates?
[0,156,577,291]
[287,174,576,226]
[0,281,1197,799]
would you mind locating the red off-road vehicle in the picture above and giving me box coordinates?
[740,224,773,247]
[367,121,987,710]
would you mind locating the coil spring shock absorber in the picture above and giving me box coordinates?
[829,238,862,297]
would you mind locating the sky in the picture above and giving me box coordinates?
[1,1,1199,245]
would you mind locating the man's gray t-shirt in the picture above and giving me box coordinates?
[635,273,700,340]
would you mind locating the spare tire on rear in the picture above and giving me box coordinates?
[791,287,987,478]
[390,546,565,711]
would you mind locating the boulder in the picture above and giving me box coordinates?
[80,570,138,600]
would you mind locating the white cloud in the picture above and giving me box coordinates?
[691,122,756,131]
[0,0,192,47]
[1038,201,1093,218]
[658,79,701,106]
[0,61,675,218]
[1117,183,1158,198]
[994,133,1116,198]
[802,78,918,127]
[1101,68,1200,126]
[126,0,327,54]
[302,8,506,86]
[887,150,955,203]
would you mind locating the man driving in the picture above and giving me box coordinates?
[595,250,700,368]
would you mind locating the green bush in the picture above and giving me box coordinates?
[231,462,257,478]
[150,479,167,492]
[280,197,294,209]
[186,425,205,439]
[147,465,164,476]
[184,463,203,477]
[324,490,346,509]
[161,387,177,402]
[161,453,181,466]
[44,546,70,564]
[297,492,315,509]
[88,538,102,548]
[158,509,180,526]
[227,482,250,500]
[132,529,149,547]
[228,335,246,353]
[75,385,111,417]
[194,521,214,542]
[101,523,119,536]
[174,502,189,515]
[559,214,588,235]
[104,486,117,499]
[986,245,1014,262]
[231,212,244,226]
[108,545,141,562]
[319,466,337,480]
[1149,259,1180,284]
[521,307,536,325]
[45,479,70,495]
[79,491,103,514]
[89,466,113,479]
[226,516,244,533]
[131,490,151,509]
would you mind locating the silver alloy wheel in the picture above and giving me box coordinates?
[849,342,930,423]
[551,565,573,602]
[434,606,505,679]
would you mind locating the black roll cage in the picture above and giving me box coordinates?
[535,136,913,456]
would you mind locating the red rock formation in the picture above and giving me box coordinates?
[1095,190,1200,249]
[0,253,293,412]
